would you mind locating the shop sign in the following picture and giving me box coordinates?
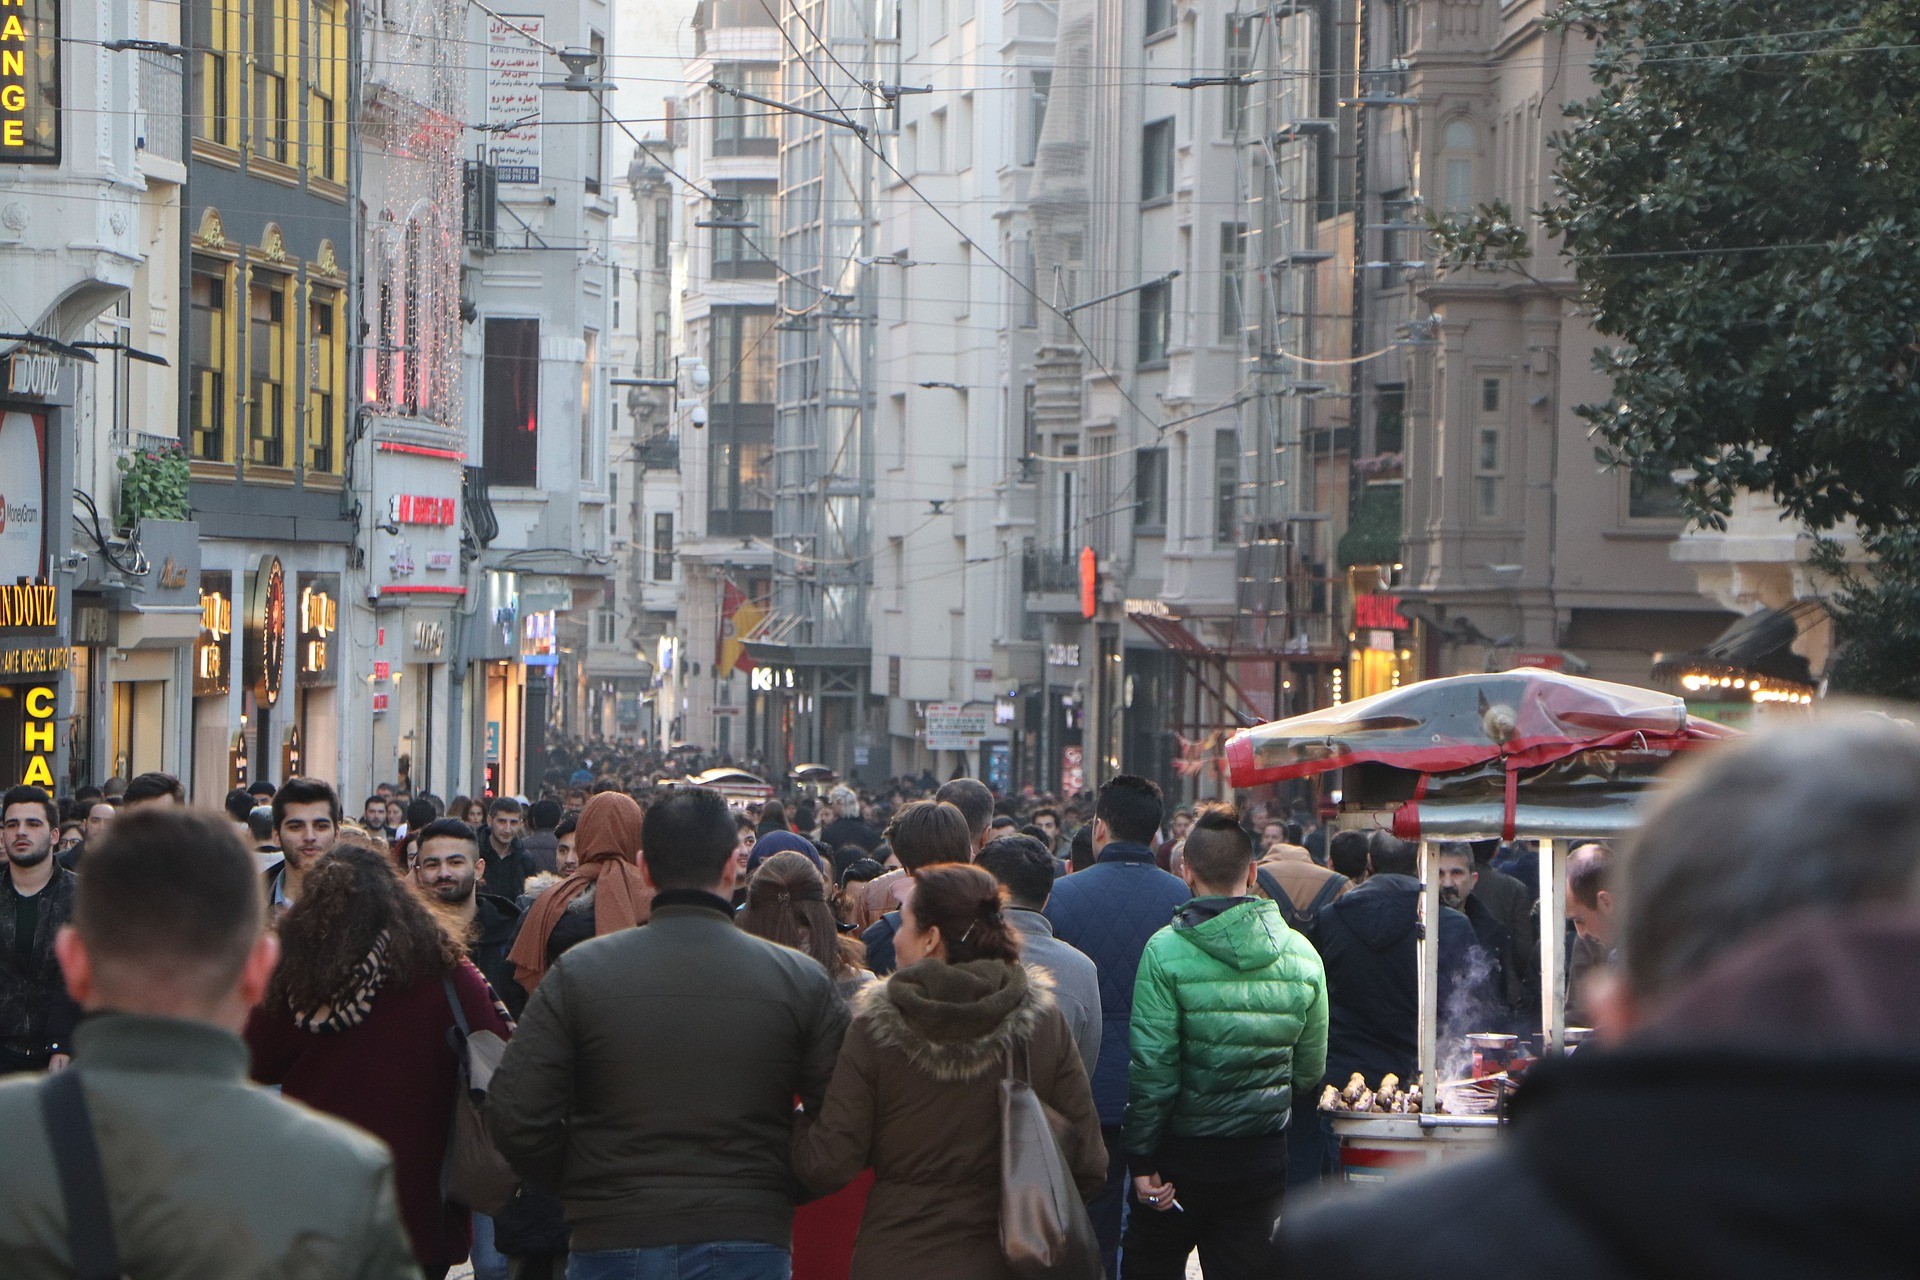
[390,494,457,526]
[0,411,47,585]
[1046,643,1081,668]
[0,0,59,166]
[372,691,389,714]
[5,353,60,397]
[0,580,57,632]
[925,702,990,751]
[1060,744,1085,795]
[195,574,231,696]
[485,719,501,760]
[18,683,53,785]
[748,665,796,692]
[373,660,391,681]
[243,556,286,707]
[0,643,67,675]
[138,520,201,608]
[412,619,446,659]
[1353,593,1411,632]
[485,14,542,182]
[296,573,338,687]
[427,550,454,571]
[520,609,556,666]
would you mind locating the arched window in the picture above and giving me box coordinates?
[1440,118,1477,212]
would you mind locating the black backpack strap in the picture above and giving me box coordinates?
[1256,868,1309,932]
[442,974,472,1069]
[38,1070,123,1280]
[1305,872,1349,917]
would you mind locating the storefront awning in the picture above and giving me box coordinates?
[1652,602,1823,689]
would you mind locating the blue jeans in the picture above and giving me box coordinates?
[568,1243,791,1280]
[471,1213,509,1280]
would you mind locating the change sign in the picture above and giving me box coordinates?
[0,0,59,164]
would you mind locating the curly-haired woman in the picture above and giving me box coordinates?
[245,844,512,1279]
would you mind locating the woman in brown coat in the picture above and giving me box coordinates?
[793,863,1107,1279]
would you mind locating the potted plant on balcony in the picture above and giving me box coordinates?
[117,442,192,531]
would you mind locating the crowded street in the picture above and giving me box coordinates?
[4,0,1920,1272]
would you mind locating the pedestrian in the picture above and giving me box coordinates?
[1043,774,1191,1274]
[1325,828,1369,884]
[521,798,563,874]
[857,800,974,974]
[1253,826,1350,940]
[120,771,185,810]
[245,844,511,1278]
[821,785,883,854]
[0,785,78,1075]
[412,817,527,1018]
[507,791,653,992]
[756,799,792,837]
[482,796,536,900]
[1154,806,1194,870]
[487,787,849,1280]
[363,793,393,839]
[1284,713,1920,1277]
[975,833,1102,1078]
[793,864,1107,1279]
[739,850,875,1280]
[265,777,342,918]
[0,808,421,1276]
[553,812,580,876]
[1122,805,1327,1279]
[933,777,995,858]
[1435,842,1522,1031]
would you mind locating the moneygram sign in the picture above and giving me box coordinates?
[0,0,59,164]
[0,412,46,585]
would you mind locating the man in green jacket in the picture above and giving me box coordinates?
[1123,803,1329,1280]
[0,807,421,1279]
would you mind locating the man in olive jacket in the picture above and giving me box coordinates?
[0,808,420,1279]
[1123,805,1328,1280]
[487,787,849,1279]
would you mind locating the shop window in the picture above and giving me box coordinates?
[189,256,233,461]
[247,273,289,467]
[307,288,344,473]
[482,318,540,487]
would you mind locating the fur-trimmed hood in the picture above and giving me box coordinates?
[860,958,1057,1082]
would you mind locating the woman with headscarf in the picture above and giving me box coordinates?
[507,790,652,991]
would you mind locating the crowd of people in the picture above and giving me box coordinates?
[0,710,1914,1279]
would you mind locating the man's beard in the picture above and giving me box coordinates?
[1439,889,1463,910]
[431,877,478,904]
[8,844,50,868]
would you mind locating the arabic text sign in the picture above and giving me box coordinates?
[486,16,543,183]
[925,702,990,751]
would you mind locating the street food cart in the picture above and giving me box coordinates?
[684,766,776,809]
[1225,668,1738,1178]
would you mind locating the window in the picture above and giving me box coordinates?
[585,32,605,194]
[1145,0,1174,38]
[652,511,674,580]
[1628,467,1686,519]
[902,122,919,176]
[306,0,346,181]
[1225,15,1255,135]
[1474,373,1503,520]
[1215,428,1238,544]
[581,329,598,482]
[251,0,290,162]
[612,263,622,332]
[1441,118,1477,213]
[930,108,948,172]
[307,289,343,473]
[711,307,776,405]
[957,243,971,318]
[1219,221,1247,342]
[653,197,670,270]
[1141,117,1175,202]
[713,64,777,156]
[1137,279,1171,366]
[1379,188,1410,264]
[1056,441,1079,548]
[1135,447,1167,528]
[482,318,540,487]
[594,608,617,646]
[189,257,231,461]
[1021,71,1051,166]
[710,180,777,280]
[956,94,974,170]
[709,437,774,519]
[195,0,240,147]
[1374,383,1405,454]
[1015,237,1037,328]
[652,310,670,378]
[246,274,289,466]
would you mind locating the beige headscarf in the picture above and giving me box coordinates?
[507,792,651,989]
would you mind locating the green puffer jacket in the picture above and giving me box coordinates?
[1122,896,1328,1160]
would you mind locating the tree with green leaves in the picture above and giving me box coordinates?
[1544,0,1920,695]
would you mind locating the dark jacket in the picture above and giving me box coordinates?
[1314,873,1480,1088]
[470,892,528,1019]
[1124,897,1327,1168]
[1472,859,1539,1013]
[1043,841,1191,1123]
[860,910,900,976]
[0,864,80,1069]
[0,1013,420,1278]
[520,830,560,874]
[482,838,536,900]
[486,891,850,1253]
[246,959,511,1272]
[821,815,883,854]
[1284,906,1920,1280]
[793,960,1106,1280]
